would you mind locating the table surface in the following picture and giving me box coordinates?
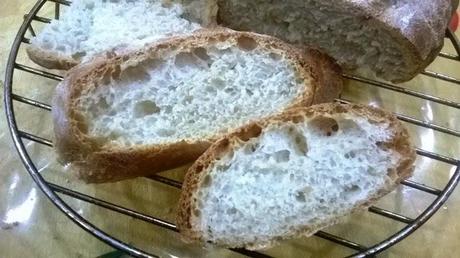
[1,1,460,258]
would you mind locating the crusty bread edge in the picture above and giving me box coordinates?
[176,103,416,249]
[26,44,79,70]
[53,29,342,183]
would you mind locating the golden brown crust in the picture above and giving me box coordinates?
[26,45,79,70]
[53,29,343,183]
[177,103,416,248]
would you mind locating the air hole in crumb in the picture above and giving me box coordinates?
[71,51,86,60]
[96,97,109,110]
[193,209,201,217]
[237,36,258,51]
[202,175,212,187]
[269,52,282,61]
[376,141,389,150]
[344,151,356,159]
[210,78,225,89]
[226,208,237,214]
[308,116,339,137]
[156,128,175,137]
[134,100,160,117]
[274,150,290,162]
[294,135,308,155]
[295,191,306,202]
[367,167,377,175]
[120,65,151,83]
[345,185,360,195]
[192,47,211,61]
[175,52,198,67]
[244,143,258,154]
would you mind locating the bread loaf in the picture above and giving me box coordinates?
[53,30,342,183]
[215,0,455,82]
[27,0,216,70]
[177,103,416,249]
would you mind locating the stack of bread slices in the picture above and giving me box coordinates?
[30,0,455,250]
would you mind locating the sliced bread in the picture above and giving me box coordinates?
[177,103,416,249]
[215,0,454,82]
[52,30,342,183]
[27,0,216,70]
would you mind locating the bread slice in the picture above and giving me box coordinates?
[177,103,416,250]
[215,0,454,82]
[52,30,342,183]
[27,0,217,70]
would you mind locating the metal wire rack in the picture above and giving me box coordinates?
[3,0,460,257]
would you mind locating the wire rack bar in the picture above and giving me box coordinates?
[26,23,36,37]
[14,63,63,81]
[314,231,367,251]
[367,207,414,224]
[438,52,460,61]
[415,148,459,166]
[400,180,443,196]
[422,70,460,85]
[12,93,51,111]
[342,74,460,109]
[18,130,53,147]
[30,14,52,23]
[396,113,460,138]
[148,175,183,189]
[50,182,179,231]
[337,98,460,138]
[48,0,71,5]
[24,13,51,23]
[55,1,60,19]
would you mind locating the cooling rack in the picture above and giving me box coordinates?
[3,0,460,257]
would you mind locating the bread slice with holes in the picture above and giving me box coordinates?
[53,30,342,183]
[215,0,455,82]
[177,103,416,250]
[27,0,217,70]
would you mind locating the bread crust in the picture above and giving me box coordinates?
[53,29,342,183]
[177,103,416,249]
[26,45,79,70]
[217,0,454,82]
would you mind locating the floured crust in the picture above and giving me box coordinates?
[177,103,416,249]
[216,0,455,82]
[52,29,342,183]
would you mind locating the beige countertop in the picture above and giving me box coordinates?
[1,1,460,257]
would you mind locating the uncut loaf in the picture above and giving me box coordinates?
[215,0,456,82]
